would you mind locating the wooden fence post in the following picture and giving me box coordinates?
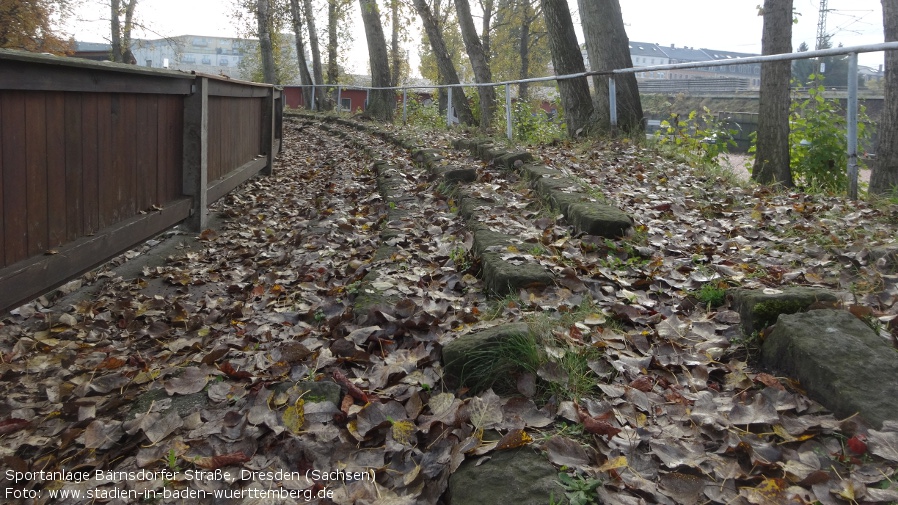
[182,76,208,232]
[261,85,276,176]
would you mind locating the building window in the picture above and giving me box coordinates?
[182,55,196,63]
[201,56,211,64]
[219,58,229,66]
[145,59,152,67]
[340,98,351,111]
[193,38,208,47]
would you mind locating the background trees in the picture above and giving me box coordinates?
[0,0,75,55]
[752,0,794,187]
[871,0,898,195]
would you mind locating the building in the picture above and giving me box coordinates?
[129,35,253,78]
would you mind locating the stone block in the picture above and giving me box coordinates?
[761,309,898,428]
[729,287,839,335]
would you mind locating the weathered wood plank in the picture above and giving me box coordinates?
[140,95,159,210]
[208,96,222,182]
[0,197,192,313]
[0,97,4,266]
[120,93,138,219]
[2,93,27,265]
[206,79,270,98]
[81,93,100,234]
[46,92,67,248]
[97,94,116,229]
[207,157,266,204]
[64,93,84,242]
[24,92,48,256]
[160,96,183,202]
[0,59,193,95]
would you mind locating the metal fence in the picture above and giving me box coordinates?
[295,41,898,200]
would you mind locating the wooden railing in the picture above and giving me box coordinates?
[0,49,283,313]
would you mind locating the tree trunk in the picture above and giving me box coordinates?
[358,0,394,121]
[480,0,493,57]
[390,0,401,86]
[257,0,278,84]
[110,0,122,62]
[871,0,898,195]
[413,0,476,125]
[518,4,532,100]
[290,0,315,107]
[578,0,641,134]
[540,0,593,137]
[327,0,339,110]
[121,0,137,64]
[455,0,495,130]
[303,0,325,108]
[752,0,793,186]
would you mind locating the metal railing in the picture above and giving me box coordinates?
[296,41,898,199]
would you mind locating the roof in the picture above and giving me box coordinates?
[628,41,668,58]
[75,41,111,52]
[659,45,712,62]
[701,48,759,61]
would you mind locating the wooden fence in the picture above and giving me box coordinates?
[0,49,283,313]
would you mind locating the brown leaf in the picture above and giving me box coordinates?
[629,375,655,392]
[495,429,532,451]
[753,372,785,391]
[164,367,209,396]
[332,369,370,404]
[192,451,250,470]
[0,418,29,435]
[219,361,252,380]
[544,435,589,468]
[576,404,621,439]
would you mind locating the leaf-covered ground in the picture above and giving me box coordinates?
[1,116,897,504]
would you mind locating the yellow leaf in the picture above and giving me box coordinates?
[506,244,519,253]
[133,369,161,384]
[598,455,628,472]
[283,398,305,434]
[773,424,816,444]
[495,429,532,450]
[390,420,417,446]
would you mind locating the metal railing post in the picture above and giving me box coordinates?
[447,86,453,128]
[847,52,859,200]
[505,83,512,140]
[337,86,342,112]
[609,76,618,129]
[311,86,316,111]
[403,88,408,124]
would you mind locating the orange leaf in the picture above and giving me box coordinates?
[333,369,369,404]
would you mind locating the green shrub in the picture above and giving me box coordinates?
[654,106,739,165]
[787,74,873,192]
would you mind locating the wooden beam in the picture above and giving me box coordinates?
[0,197,191,313]
[0,59,193,95]
[207,157,266,204]
[182,77,208,231]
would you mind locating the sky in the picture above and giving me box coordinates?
[66,0,887,77]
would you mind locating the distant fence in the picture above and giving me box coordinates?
[0,49,283,313]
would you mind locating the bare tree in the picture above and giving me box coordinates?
[455,0,495,129]
[302,0,324,108]
[110,0,137,63]
[256,0,278,84]
[752,0,793,186]
[540,0,593,137]
[413,0,476,125]
[289,0,315,105]
[578,0,642,134]
[871,0,898,195]
[358,0,394,120]
[327,0,340,109]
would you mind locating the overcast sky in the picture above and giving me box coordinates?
[68,0,886,76]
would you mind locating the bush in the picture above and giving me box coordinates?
[405,96,446,130]
[493,86,565,144]
[787,74,873,192]
[654,106,739,165]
